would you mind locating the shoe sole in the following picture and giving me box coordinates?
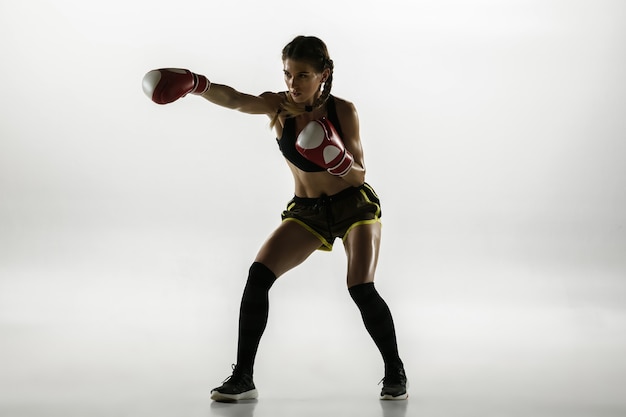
[380,392,408,400]
[211,388,258,402]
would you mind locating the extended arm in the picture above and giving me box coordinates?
[201,85,279,115]
[142,68,280,117]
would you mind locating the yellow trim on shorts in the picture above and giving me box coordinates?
[342,188,382,242]
[342,218,382,242]
[360,188,382,217]
[363,183,379,199]
[282,217,334,251]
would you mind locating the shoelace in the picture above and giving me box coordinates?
[221,364,238,384]
[379,374,407,386]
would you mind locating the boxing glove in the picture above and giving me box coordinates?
[142,68,211,104]
[296,118,354,177]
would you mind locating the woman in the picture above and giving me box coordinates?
[142,35,407,401]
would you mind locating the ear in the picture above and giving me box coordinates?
[321,68,331,83]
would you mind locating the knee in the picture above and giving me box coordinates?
[253,253,284,279]
[348,281,376,301]
[247,262,277,290]
[347,274,375,289]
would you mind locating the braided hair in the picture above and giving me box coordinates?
[271,36,334,128]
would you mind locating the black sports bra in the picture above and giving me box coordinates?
[276,95,344,172]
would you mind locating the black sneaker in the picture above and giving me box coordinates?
[210,365,258,402]
[379,365,408,400]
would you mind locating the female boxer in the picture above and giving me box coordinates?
[142,36,407,401]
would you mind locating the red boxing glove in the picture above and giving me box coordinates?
[296,118,354,177]
[142,68,211,104]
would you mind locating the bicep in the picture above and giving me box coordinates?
[339,103,365,167]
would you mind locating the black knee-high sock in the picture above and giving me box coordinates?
[236,262,276,375]
[349,282,402,370]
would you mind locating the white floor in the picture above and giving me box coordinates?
[1,230,625,417]
[2,297,625,417]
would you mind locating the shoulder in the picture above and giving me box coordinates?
[260,91,286,105]
[331,95,356,112]
[261,91,289,118]
[330,95,359,128]
[260,91,283,99]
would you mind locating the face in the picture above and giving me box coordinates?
[283,58,328,105]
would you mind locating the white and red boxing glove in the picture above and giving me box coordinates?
[142,68,211,104]
[296,118,354,177]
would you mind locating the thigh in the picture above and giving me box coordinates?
[255,220,323,278]
[343,222,382,288]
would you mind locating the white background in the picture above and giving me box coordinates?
[1,0,625,415]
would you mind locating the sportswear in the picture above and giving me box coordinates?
[281,183,381,251]
[210,365,258,402]
[380,365,408,400]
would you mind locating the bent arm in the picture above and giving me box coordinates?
[337,101,366,187]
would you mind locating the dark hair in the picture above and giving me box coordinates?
[282,36,333,73]
[278,36,334,118]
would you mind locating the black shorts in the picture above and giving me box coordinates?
[281,183,382,251]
